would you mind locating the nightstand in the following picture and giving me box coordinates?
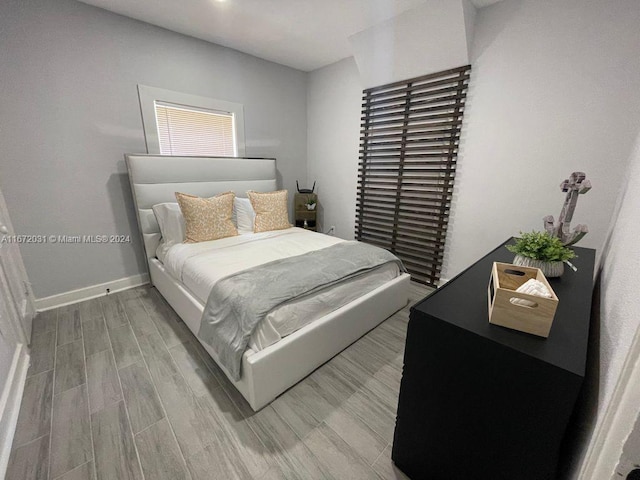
[294,193,317,231]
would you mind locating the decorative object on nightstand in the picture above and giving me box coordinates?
[543,171,591,246]
[488,262,558,337]
[507,230,576,277]
[305,197,316,210]
[296,180,316,194]
[294,193,317,231]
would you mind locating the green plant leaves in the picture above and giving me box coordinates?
[506,231,576,262]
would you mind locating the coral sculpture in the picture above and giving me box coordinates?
[543,172,591,247]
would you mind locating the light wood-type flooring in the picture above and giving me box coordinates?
[7,282,430,480]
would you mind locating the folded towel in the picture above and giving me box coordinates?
[510,279,552,307]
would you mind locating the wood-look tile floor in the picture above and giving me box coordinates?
[8,282,431,480]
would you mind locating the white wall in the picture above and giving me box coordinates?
[350,0,472,89]
[0,0,308,299]
[443,0,640,279]
[307,58,363,238]
[308,0,640,284]
[462,0,477,60]
[589,130,640,478]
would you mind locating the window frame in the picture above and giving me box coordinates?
[138,85,246,156]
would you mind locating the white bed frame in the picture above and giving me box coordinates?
[125,154,411,410]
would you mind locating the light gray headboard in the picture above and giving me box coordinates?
[125,154,277,260]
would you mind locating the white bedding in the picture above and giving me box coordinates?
[159,227,399,351]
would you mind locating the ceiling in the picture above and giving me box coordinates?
[77,0,502,72]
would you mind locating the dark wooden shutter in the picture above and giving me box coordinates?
[355,65,471,287]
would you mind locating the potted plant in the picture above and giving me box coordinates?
[506,231,576,277]
[305,197,316,211]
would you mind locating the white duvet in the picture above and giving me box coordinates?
[159,227,399,351]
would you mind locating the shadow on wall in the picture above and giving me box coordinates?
[107,168,148,275]
[470,0,523,61]
[440,66,474,280]
[316,200,324,234]
[557,272,601,479]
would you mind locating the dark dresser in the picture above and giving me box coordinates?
[392,238,595,480]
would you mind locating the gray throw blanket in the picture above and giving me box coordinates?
[197,241,406,380]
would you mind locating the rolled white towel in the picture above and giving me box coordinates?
[510,278,552,307]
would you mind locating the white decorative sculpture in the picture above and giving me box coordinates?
[543,171,591,247]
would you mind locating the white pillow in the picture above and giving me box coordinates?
[234,197,256,234]
[152,202,186,246]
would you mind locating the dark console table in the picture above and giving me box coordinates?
[392,238,595,480]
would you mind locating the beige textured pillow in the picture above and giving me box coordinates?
[247,190,291,233]
[175,191,238,243]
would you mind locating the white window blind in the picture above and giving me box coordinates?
[154,102,237,156]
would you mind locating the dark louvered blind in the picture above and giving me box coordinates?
[355,65,471,286]
[155,102,236,156]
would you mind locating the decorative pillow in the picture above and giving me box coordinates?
[233,197,256,234]
[247,190,291,233]
[175,191,238,243]
[152,203,186,246]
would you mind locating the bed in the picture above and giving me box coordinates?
[125,154,411,410]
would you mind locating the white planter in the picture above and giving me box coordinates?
[513,254,564,278]
[306,204,316,211]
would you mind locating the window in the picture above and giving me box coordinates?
[138,85,245,156]
[155,102,236,156]
[355,65,471,287]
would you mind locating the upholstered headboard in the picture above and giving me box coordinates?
[125,154,277,260]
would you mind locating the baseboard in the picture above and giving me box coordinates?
[35,273,150,311]
[0,344,30,479]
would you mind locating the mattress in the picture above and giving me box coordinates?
[159,227,399,351]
